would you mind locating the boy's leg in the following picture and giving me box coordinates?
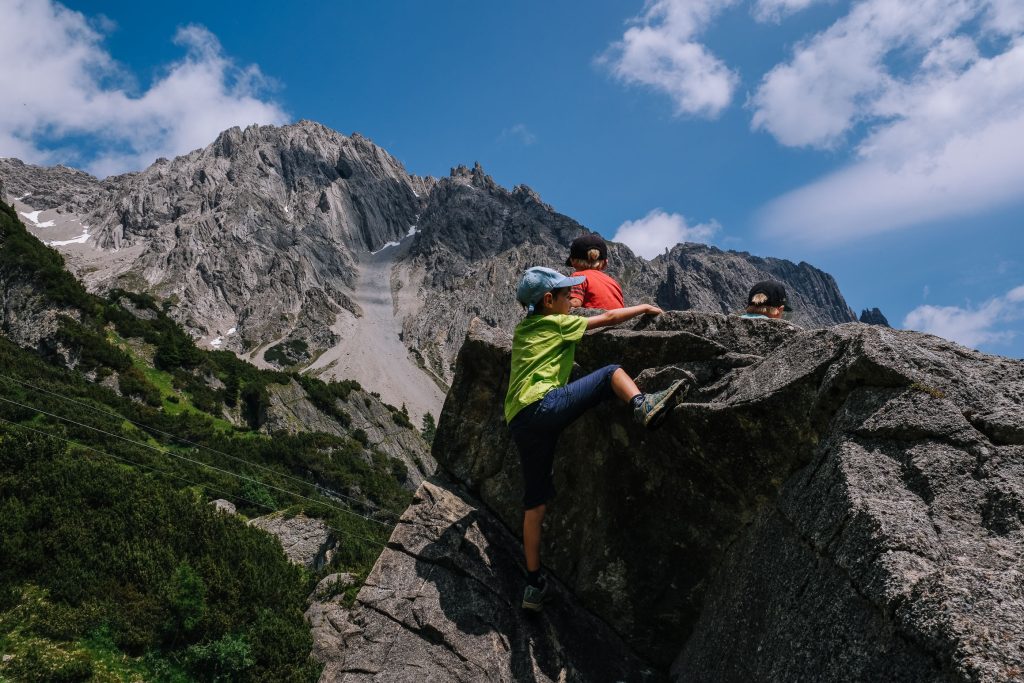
[523,504,546,573]
[509,411,557,610]
[610,367,641,403]
[535,364,624,432]
[510,409,557,571]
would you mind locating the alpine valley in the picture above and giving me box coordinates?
[2,121,1020,682]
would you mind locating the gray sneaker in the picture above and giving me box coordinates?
[522,580,549,612]
[633,373,694,429]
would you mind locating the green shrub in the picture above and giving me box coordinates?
[264,339,310,367]
[241,383,270,429]
[295,374,356,428]
[183,633,255,681]
[5,644,94,682]
[117,367,162,407]
[391,411,413,429]
[164,562,207,636]
[241,481,278,510]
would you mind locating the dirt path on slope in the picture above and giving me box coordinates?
[307,238,446,427]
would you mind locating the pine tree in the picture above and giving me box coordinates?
[421,412,436,445]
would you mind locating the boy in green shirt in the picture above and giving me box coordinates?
[507,266,692,611]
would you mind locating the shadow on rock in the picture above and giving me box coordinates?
[323,478,659,682]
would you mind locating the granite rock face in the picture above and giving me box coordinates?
[430,314,1024,681]
[249,512,338,570]
[635,243,855,327]
[209,499,237,515]
[263,379,436,488]
[306,479,660,682]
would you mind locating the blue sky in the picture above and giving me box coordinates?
[2,0,1022,357]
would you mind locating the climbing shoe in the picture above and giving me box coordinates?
[522,580,549,612]
[633,373,694,430]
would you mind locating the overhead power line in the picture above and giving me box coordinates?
[0,371,377,512]
[0,416,390,548]
[0,392,392,529]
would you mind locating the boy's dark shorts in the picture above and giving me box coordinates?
[508,364,621,509]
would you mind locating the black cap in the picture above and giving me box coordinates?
[565,233,608,267]
[747,280,791,310]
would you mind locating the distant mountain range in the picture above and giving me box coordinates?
[0,120,860,417]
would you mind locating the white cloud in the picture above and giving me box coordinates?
[0,1,287,177]
[985,0,1024,35]
[500,123,537,145]
[753,0,1024,243]
[612,208,720,259]
[602,0,739,118]
[753,0,827,23]
[751,0,979,149]
[903,285,1024,349]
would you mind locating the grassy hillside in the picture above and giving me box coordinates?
[0,200,412,681]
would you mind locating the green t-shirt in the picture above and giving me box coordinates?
[504,313,589,423]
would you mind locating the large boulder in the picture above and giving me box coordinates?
[249,512,337,570]
[307,479,659,682]
[431,313,1024,680]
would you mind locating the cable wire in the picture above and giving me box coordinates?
[0,416,390,548]
[0,371,383,513]
[0,393,393,528]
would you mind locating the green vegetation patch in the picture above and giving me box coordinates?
[264,339,311,367]
[0,200,417,681]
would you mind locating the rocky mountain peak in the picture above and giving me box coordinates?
[860,307,891,326]
[0,158,101,211]
[6,119,860,421]
[449,161,497,191]
[0,121,440,363]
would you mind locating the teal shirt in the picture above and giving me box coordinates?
[504,314,588,423]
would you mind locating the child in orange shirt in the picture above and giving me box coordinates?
[566,234,624,310]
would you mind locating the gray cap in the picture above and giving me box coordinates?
[516,267,586,313]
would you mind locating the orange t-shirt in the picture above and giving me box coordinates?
[570,269,624,310]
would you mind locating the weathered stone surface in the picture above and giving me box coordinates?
[209,499,237,515]
[0,280,75,362]
[433,313,1024,680]
[0,159,100,212]
[249,512,338,570]
[263,379,435,488]
[310,572,357,601]
[307,479,660,682]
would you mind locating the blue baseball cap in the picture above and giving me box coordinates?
[516,267,586,313]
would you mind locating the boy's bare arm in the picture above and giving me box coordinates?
[585,304,663,330]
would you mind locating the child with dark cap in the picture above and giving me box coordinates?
[506,266,692,611]
[566,233,624,310]
[741,280,790,319]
